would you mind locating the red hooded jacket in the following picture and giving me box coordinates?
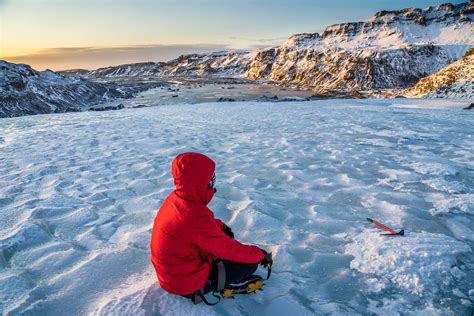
[150,152,264,295]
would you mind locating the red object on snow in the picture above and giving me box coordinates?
[367,218,404,236]
[150,152,264,295]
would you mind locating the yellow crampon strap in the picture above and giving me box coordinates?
[222,289,234,298]
[221,279,264,298]
[247,280,263,293]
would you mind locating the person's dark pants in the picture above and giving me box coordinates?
[184,259,258,297]
[203,259,258,293]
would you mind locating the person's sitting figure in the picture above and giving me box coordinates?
[150,152,271,304]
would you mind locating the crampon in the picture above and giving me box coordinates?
[221,275,264,298]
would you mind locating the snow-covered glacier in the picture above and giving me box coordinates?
[0,99,473,315]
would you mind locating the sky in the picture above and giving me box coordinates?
[0,0,467,70]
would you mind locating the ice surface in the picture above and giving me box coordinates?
[0,98,473,315]
[345,230,471,295]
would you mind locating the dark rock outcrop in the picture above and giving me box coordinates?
[0,61,130,118]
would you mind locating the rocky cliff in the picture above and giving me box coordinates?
[406,47,473,98]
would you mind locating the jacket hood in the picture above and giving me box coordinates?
[171,152,215,205]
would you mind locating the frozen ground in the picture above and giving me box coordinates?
[98,82,315,110]
[0,99,473,315]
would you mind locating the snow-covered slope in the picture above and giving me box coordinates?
[80,51,255,79]
[407,47,474,98]
[86,62,160,78]
[0,60,131,118]
[289,3,473,50]
[1,99,473,315]
[246,2,473,91]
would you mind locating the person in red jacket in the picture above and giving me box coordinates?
[150,152,271,303]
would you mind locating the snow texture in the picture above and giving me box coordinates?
[345,231,471,295]
[0,99,473,315]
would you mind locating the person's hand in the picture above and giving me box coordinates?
[259,249,273,267]
[223,224,234,239]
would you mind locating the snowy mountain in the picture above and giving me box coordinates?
[77,51,254,79]
[245,2,473,92]
[67,2,473,96]
[406,47,473,98]
[0,60,130,118]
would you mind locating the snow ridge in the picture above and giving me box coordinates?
[83,51,254,79]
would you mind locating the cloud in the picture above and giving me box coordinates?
[2,44,231,71]
[228,36,287,43]
[228,36,288,48]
